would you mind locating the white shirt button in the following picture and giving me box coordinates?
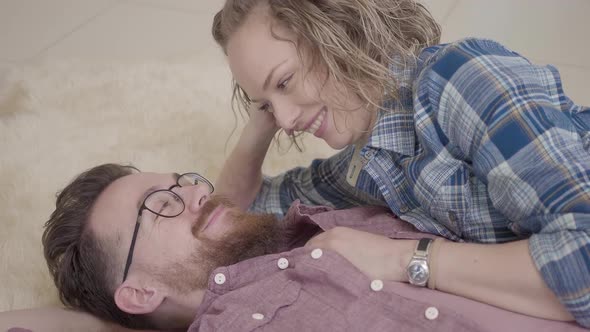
[277,257,289,270]
[311,248,323,259]
[425,306,439,320]
[370,279,384,291]
[214,273,226,285]
[252,313,264,320]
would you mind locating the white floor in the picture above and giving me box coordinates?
[0,0,588,104]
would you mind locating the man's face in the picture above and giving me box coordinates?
[89,172,280,294]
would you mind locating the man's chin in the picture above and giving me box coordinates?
[161,210,282,293]
[201,211,283,266]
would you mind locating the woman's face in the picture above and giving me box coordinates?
[226,8,375,149]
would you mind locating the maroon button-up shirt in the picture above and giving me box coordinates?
[188,202,585,331]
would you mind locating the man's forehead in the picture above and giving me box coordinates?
[88,172,174,234]
[103,171,172,202]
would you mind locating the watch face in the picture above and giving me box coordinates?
[408,261,429,284]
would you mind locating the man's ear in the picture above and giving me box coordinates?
[114,280,165,315]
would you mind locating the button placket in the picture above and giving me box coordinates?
[448,211,457,222]
[311,248,323,259]
[370,279,384,291]
[364,149,375,159]
[214,273,226,285]
[252,313,265,320]
[425,306,439,320]
[277,257,289,270]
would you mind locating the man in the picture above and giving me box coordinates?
[3,163,586,331]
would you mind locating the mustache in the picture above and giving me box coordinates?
[191,195,235,236]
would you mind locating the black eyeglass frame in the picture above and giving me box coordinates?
[121,172,214,282]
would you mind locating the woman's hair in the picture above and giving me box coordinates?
[212,0,441,119]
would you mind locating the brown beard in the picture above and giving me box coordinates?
[155,195,283,293]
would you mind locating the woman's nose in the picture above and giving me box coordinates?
[272,101,302,132]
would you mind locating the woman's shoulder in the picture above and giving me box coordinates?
[419,37,523,68]
[412,38,535,101]
[415,38,529,87]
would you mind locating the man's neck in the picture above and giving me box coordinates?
[156,288,206,329]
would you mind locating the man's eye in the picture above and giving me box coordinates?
[158,201,171,214]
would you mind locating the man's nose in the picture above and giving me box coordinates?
[181,183,212,214]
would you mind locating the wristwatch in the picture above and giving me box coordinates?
[406,238,433,287]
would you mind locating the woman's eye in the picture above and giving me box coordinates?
[277,75,292,90]
[258,103,271,113]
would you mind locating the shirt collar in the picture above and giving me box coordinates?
[284,200,422,242]
[365,53,427,156]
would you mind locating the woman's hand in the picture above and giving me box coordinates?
[305,227,416,281]
[245,107,279,138]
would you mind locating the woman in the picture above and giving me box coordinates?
[212,0,590,327]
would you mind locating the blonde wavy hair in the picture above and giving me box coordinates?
[212,0,440,141]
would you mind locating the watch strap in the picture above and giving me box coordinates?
[417,238,431,251]
[414,238,433,258]
[427,238,444,290]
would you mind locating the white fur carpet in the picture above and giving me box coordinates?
[0,53,334,311]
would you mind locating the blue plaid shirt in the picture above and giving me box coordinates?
[251,38,590,326]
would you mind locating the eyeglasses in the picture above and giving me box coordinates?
[122,172,214,282]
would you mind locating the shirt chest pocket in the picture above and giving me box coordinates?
[200,276,301,332]
[412,155,472,237]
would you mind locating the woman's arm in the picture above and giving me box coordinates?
[306,228,574,321]
[215,110,277,211]
[436,239,573,321]
[418,39,590,325]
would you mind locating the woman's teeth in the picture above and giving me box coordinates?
[306,109,326,134]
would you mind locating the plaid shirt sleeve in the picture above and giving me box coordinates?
[249,147,385,217]
[415,39,590,326]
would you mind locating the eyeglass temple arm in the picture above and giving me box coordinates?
[122,219,142,282]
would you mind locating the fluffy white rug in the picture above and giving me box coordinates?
[0,53,335,311]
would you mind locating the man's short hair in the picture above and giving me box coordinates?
[42,163,154,329]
